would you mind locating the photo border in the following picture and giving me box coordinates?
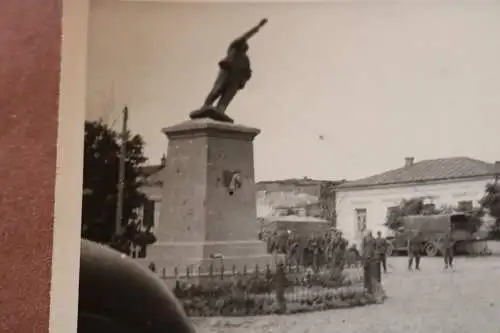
[48,0,89,332]
[50,0,485,331]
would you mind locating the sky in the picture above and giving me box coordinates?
[86,0,500,182]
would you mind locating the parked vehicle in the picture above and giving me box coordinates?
[386,213,477,257]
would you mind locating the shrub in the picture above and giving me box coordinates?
[179,285,380,317]
[173,268,381,317]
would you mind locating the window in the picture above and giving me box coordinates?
[457,200,473,212]
[422,203,436,213]
[141,200,155,228]
[386,206,399,218]
[355,208,367,232]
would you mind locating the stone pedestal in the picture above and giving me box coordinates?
[147,118,276,275]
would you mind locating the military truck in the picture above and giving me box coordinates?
[385,213,477,257]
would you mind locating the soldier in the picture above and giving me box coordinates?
[267,231,277,253]
[361,230,377,292]
[335,231,348,271]
[277,230,288,254]
[375,230,390,274]
[288,234,298,265]
[408,231,423,271]
[324,231,332,264]
[442,227,455,271]
[327,231,337,262]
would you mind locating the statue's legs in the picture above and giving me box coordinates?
[204,70,228,107]
[216,84,239,113]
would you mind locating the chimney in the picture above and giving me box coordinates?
[160,154,167,166]
[404,157,415,168]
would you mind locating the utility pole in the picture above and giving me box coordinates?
[495,161,500,185]
[115,106,129,235]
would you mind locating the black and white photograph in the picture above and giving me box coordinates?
[79,1,500,332]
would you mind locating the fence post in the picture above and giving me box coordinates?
[363,258,373,294]
[255,264,259,277]
[174,267,178,279]
[275,262,287,314]
[186,266,190,279]
[220,265,224,280]
[243,264,247,276]
[161,267,166,280]
[232,264,236,276]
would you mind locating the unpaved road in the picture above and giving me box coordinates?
[192,257,500,333]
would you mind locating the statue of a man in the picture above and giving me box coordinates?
[202,18,268,113]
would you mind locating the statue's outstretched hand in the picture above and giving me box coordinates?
[259,18,268,27]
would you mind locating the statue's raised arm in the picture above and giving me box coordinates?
[233,18,268,44]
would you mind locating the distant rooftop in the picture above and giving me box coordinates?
[337,157,498,190]
[257,177,344,186]
[140,164,164,177]
[262,215,330,223]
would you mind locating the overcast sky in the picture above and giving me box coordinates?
[86,0,500,182]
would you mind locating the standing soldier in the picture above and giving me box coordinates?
[442,226,455,271]
[288,234,299,266]
[361,230,376,292]
[267,231,277,254]
[375,230,390,274]
[335,231,348,272]
[408,231,423,271]
[315,234,324,269]
[278,230,288,255]
[324,231,332,265]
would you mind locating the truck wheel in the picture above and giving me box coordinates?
[425,243,439,257]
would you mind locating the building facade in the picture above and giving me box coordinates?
[335,157,499,246]
[137,160,164,230]
[256,178,344,223]
[138,170,344,230]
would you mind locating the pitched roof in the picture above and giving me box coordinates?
[257,178,343,186]
[337,157,498,190]
[138,164,165,186]
[140,164,164,177]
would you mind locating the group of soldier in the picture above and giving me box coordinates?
[361,228,456,273]
[360,231,391,275]
[262,229,356,271]
[262,224,457,277]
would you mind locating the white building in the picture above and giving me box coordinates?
[335,157,499,246]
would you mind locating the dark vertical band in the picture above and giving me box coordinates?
[0,1,62,332]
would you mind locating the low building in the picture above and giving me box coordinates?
[136,156,165,230]
[335,157,499,246]
[260,215,331,236]
[137,169,344,230]
[256,178,345,223]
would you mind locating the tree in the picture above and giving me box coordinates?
[479,182,500,239]
[319,182,337,226]
[81,120,148,247]
[385,197,426,231]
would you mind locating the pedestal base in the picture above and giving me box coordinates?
[145,240,279,276]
